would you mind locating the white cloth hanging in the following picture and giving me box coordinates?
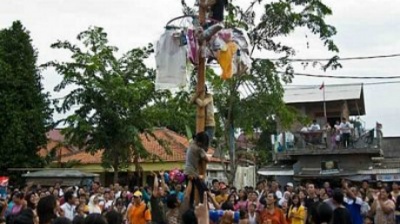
[155,29,187,90]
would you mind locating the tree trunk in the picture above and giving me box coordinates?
[113,157,119,184]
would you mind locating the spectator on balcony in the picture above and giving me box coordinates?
[322,123,331,148]
[309,120,321,131]
[340,118,352,149]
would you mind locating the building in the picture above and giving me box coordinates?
[37,128,230,186]
[258,84,385,183]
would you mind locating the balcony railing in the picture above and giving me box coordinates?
[272,128,382,154]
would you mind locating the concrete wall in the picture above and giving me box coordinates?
[382,137,400,158]
[296,154,373,174]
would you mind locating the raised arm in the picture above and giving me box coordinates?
[159,170,170,192]
[152,172,160,197]
[180,181,193,215]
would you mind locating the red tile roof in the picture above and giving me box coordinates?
[57,128,223,164]
[38,140,74,158]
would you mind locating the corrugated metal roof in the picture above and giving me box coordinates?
[258,169,294,176]
[358,168,400,175]
[284,84,363,104]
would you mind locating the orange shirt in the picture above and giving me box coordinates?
[259,208,287,224]
[127,202,151,224]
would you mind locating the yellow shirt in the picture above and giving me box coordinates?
[216,194,229,204]
[289,205,305,224]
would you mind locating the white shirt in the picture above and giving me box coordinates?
[340,122,352,134]
[310,123,321,131]
[275,190,283,200]
[61,202,76,220]
[344,196,363,205]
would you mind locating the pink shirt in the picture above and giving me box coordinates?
[234,200,248,211]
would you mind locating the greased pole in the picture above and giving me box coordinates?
[196,0,207,135]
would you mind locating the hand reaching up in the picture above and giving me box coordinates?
[195,192,209,224]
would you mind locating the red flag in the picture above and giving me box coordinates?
[319,82,325,90]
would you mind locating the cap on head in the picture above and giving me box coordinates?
[133,191,142,198]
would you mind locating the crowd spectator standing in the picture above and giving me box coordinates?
[1,177,400,224]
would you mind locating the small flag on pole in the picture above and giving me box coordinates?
[319,82,325,90]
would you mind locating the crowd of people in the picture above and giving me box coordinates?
[1,176,400,224]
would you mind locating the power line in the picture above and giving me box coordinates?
[257,53,400,62]
[278,71,400,79]
[284,81,400,90]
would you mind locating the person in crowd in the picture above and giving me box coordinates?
[255,181,266,198]
[342,180,363,224]
[104,210,123,224]
[37,195,58,224]
[13,208,35,224]
[248,202,259,224]
[288,194,305,224]
[84,213,107,224]
[126,191,151,224]
[360,180,373,201]
[166,193,180,224]
[332,188,352,224]
[112,198,126,221]
[75,203,87,218]
[60,191,76,221]
[304,183,321,224]
[211,179,220,196]
[216,183,229,204]
[87,195,101,214]
[370,187,395,224]
[271,181,283,200]
[259,192,287,224]
[284,183,294,196]
[221,193,235,211]
[279,191,292,208]
[298,190,307,207]
[150,171,168,224]
[24,191,39,224]
[396,194,400,224]
[239,209,249,224]
[10,191,25,216]
[391,182,400,202]
[100,189,113,212]
[235,189,248,211]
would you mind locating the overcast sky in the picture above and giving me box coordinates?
[1,0,399,136]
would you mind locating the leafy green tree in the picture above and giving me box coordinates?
[46,27,166,183]
[0,21,53,178]
[178,0,339,185]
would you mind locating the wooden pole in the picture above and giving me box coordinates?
[196,1,207,135]
[194,1,208,206]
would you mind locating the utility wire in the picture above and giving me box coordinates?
[278,71,400,79]
[284,81,400,90]
[258,53,400,62]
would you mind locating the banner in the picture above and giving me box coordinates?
[0,176,8,199]
[320,161,340,175]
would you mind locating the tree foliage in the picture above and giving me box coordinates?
[45,27,167,183]
[175,0,340,184]
[0,21,53,178]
